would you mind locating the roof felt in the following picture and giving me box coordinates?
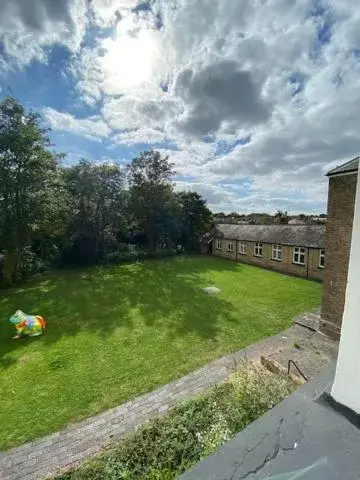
[214,224,325,248]
[327,157,359,176]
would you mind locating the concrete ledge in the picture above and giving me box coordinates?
[181,362,360,480]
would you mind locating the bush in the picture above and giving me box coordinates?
[19,246,47,278]
[105,246,177,265]
[56,364,294,480]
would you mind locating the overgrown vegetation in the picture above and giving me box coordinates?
[0,97,213,287]
[56,364,295,480]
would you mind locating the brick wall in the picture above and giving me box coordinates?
[321,173,357,338]
[213,238,324,281]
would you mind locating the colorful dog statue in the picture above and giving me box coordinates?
[9,310,46,339]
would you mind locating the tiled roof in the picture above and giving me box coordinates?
[213,224,325,248]
[327,157,359,176]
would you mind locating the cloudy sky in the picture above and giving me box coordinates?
[1,0,359,214]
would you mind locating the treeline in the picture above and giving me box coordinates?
[0,97,212,287]
[214,211,327,225]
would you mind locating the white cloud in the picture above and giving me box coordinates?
[114,128,168,146]
[175,179,323,215]
[101,95,181,131]
[0,0,87,72]
[43,107,111,141]
[89,0,134,27]
[3,0,360,212]
[175,181,238,210]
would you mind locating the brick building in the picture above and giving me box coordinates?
[321,156,359,338]
[203,224,325,281]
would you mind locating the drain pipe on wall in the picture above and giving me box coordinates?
[235,238,238,261]
[307,247,310,278]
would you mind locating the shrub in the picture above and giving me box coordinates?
[19,246,47,278]
[56,364,294,480]
[105,247,177,265]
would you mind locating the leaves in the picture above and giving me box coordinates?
[63,159,126,265]
[0,96,58,285]
[0,98,213,286]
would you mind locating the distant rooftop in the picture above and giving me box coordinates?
[327,156,359,177]
[213,224,325,248]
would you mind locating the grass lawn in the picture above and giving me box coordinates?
[0,256,322,450]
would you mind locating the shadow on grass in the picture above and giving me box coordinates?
[0,256,241,365]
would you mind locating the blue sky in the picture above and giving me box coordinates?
[1,0,360,213]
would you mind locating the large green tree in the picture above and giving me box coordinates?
[63,159,126,264]
[0,97,59,285]
[176,191,213,251]
[127,151,175,250]
[0,96,216,284]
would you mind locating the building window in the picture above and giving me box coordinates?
[272,244,282,261]
[319,249,325,268]
[216,239,222,250]
[293,247,305,265]
[228,242,234,252]
[239,241,246,255]
[254,242,263,257]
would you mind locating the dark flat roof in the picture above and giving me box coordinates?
[327,157,359,177]
[214,224,325,249]
[182,362,360,480]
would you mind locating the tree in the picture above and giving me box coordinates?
[247,213,272,225]
[63,160,125,264]
[31,163,68,266]
[127,151,175,250]
[0,97,215,283]
[0,97,59,285]
[177,191,213,251]
[274,210,289,225]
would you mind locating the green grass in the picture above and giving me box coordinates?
[0,256,321,450]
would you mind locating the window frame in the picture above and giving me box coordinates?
[227,241,234,252]
[293,246,306,265]
[272,244,282,261]
[239,240,247,255]
[254,242,263,257]
[319,249,325,268]
[216,239,222,250]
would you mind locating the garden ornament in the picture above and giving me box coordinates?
[9,310,46,339]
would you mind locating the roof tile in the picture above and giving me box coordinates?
[213,224,325,248]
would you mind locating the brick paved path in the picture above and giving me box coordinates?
[0,314,330,480]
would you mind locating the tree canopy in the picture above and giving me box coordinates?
[0,97,213,286]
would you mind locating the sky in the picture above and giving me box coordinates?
[0,0,359,214]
